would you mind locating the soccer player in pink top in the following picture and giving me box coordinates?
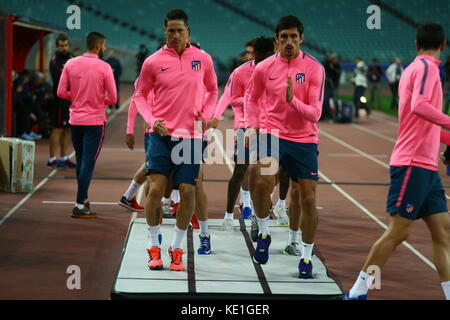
[57,32,117,218]
[134,9,218,272]
[245,16,325,278]
[345,23,450,300]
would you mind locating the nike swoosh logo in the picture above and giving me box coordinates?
[161,67,171,71]
[310,172,318,175]
[269,77,278,80]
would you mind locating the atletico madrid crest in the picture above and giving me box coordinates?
[296,73,305,84]
[192,60,201,71]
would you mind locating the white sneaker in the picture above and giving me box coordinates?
[161,203,172,217]
[274,204,289,226]
[221,218,234,231]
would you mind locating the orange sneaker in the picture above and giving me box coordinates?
[168,247,185,271]
[147,247,163,270]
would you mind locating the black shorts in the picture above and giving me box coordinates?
[51,98,70,128]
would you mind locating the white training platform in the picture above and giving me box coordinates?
[111,218,343,300]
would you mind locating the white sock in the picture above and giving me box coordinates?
[171,189,180,204]
[276,199,286,207]
[75,203,84,210]
[224,212,234,220]
[147,225,161,248]
[240,187,251,208]
[257,216,270,236]
[199,220,209,235]
[349,271,370,298]
[301,242,314,261]
[442,280,450,300]
[62,155,70,161]
[288,229,300,244]
[171,226,187,250]
[49,157,56,162]
[161,197,170,205]
[123,180,141,201]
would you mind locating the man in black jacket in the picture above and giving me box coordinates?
[48,34,76,169]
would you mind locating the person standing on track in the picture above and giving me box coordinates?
[48,34,76,169]
[344,22,450,300]
[57,32,117,218]
[245,16,325,279]
[134,9,218,272]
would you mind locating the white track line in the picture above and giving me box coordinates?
[319,170,436,270]
[351,124,397,143]
[1,96,132,227]
[211,129,235,173]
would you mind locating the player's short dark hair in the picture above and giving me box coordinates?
[165,9,189,27]
[416,22,445,50]
[245,38,257,48]
[55,33,68,46]
[253,36,274,56]
[86,32,106,50]
[275,15,304,36]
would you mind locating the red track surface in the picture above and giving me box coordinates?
[1,84,448,299]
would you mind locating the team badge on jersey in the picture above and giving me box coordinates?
[405,203,415,213]
[296,73,305,84]
[192,60,201,71]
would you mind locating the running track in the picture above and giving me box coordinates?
[0,84,448,299]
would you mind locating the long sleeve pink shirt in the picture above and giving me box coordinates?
[214,61,255,129]
[134,44,218,139]
[244,79,268,130]
[57,53,117,126]
[246,51,325,143]
[126,78,153,134]
[390,55,450,171]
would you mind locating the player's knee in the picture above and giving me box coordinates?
[179,184,196,201]
[300,193,316,210]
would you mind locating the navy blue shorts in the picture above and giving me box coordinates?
[144,133,151,155]
[386,166,448,220]
[145,133,202,186]
[234,128,250,164]
[250,133,319,182]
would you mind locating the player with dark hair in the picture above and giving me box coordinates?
[48,34,75,169]
[245,16,325,279]
[134,9,218,271]
[57,32,117,218]
[344,22,450,300]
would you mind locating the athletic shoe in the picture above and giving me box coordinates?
[29,131,42,140]
[162,202,172,218]
[171,202,179,215]
[241,207,252,219]
[250,215,259,242]
[283,242,301,256]
[221,218,234,231]
[190,214,200,229]
[147,246,163,270]
[168,247,185,271]
[274,204,289,226]
[253,234,271,264]
[20,133,34,141]
[64,158,77,169]
[72,206,97,218]
[47,159,65,169]
[197,233,212,255]
[342,292,368,300]
[298,258,313,279]
[118,196,144,212]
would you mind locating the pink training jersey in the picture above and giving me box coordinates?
[134,44,218,139]
[126,78,153,134]
[57,53,117,126]
[246,51,324,143]
[244,79,268,130]
[214,60,255,129]
[390,55,450,171]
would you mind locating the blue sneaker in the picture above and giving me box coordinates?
[197,233,211,255]
[241,207,252,219]
[342,292,368,300]
[253,234,271,264]
[47,159,65,169]
[298,258,313,279]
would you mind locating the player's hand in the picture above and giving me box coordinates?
[197,112,207,133]
[441,146,450,165]
[244,127,258,148]
[126,134,135,150]
[207,118,219,129]
[286,76,293,103]
[153,118,168,136]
